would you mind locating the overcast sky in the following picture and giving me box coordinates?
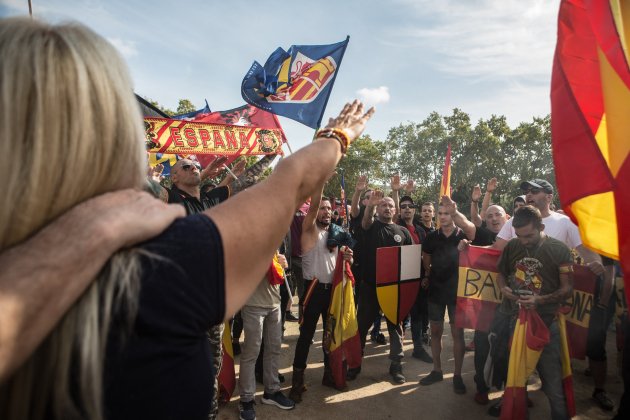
[2,0,561,151]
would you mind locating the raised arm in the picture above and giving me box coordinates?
[362,189,383,231]
[391,174,401,218]
[440,195,476,240]
[351,175,367,218]
[0,190,184,383]
[480,178,497,221]
[227,154,277,194]
[471,184,482,227]
[301,183,326,254]
[207,100,374,318]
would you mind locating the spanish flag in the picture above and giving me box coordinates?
[217,322,235,403]
[455,246,502,333]
[501,309,575,419]
[267,253,285,286]
[323,250,362,390]
[551,0,630,304]
[439,143,452,199]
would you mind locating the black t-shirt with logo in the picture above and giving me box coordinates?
[361,220,413,287]
[471,225,497,246]
[423,227,468,305]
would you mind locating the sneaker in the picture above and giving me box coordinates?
[419,370,443,386]
[285,311,299,322]
[453,375,467,394]
[474,391,489,405]
[239,400,256,420]
[261,391,295,410]
[592,389,614,411]
[412,347,433,363]
[389,362,406,384]
[488,399,502,417]
[371,332,387,344]
[346,366,361,380]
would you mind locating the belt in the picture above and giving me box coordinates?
[317,282,333,290]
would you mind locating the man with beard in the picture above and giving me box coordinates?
[347,191,413,384]
[497,206,574,419]
[289,188,353,403]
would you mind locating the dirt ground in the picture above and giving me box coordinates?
[218,302,624,420]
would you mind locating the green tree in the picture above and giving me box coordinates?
[176,99,197,115]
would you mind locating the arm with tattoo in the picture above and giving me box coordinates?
[229,154,278,194]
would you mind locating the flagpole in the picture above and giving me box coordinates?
[28,0,33,17]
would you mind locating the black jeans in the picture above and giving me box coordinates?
[292,281,332,370]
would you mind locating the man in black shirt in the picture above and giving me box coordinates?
[347,191,413,384]
[419,199,472,394]
[442,196,509,404]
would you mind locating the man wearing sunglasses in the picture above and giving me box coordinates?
[397,196,433,364]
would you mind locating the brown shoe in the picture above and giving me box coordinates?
[289,368,307,403]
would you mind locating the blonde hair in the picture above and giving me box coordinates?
[0,18,146,419]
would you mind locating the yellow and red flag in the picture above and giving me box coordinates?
[217,322,235,403]
[455,246,502,333]
[439,143,452,199]
[323,251,362,390]
[551,0,630,304]
[501,308,575,419]
[267,253,285,286]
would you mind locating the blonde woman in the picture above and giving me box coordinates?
[0,17,373,420]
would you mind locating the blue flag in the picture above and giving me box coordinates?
[172,99,211,120]
[241,37,349,129]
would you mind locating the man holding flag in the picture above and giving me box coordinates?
[289,185,354,403]
[497,206,574,420]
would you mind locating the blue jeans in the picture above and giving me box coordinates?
[537,320,569,420]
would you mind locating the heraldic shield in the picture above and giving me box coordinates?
[376,244,422,325]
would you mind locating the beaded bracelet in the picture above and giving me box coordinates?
[315,128,350,155]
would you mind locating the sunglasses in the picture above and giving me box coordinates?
[400,204,415,209]
[522,187,542,194]
[181,164,200,171]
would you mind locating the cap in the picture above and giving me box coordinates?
[520,179,554,194]
[399,195,415,206]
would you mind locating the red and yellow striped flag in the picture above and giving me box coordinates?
[439,143,452,199]
[551,0,630,306]
[267,253,285,286]
[501,308,575,419]
[218,322,235,403]
[324,250,362,390]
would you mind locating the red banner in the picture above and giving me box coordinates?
[145,117,283,157]
[455,246,502,333]
[563,265,597,359]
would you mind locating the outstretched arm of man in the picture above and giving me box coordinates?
[440,195,476,240]
[362,189,383,231]
[351,174,367,218]
[471,184,482,227]
[227,154,277,194]
[0,190,185,383]
[207,100,375,318]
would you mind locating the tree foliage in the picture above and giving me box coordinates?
[325,109,554,214]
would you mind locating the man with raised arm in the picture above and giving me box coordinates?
[348,190,413,384]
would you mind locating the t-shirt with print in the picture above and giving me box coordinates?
[497,235,573,324]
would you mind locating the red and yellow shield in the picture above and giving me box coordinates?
[376,244,422,325]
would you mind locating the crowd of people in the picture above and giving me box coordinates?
[0,16,628,420]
